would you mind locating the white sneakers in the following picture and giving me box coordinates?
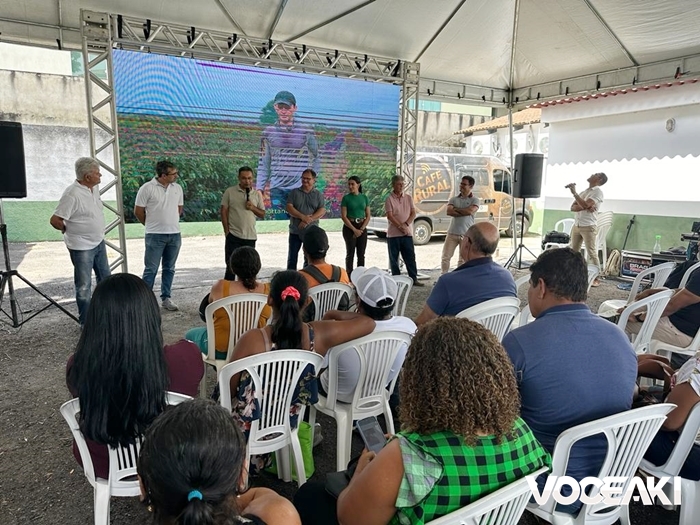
[162,298,179,311]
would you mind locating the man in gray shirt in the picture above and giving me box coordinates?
[441,175,480,273]
[286,169,326,269]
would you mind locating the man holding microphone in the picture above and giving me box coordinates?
[221,166,265,280]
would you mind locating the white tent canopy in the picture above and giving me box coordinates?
[2,0,700,104]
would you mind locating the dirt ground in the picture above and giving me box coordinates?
[0,233,681,524]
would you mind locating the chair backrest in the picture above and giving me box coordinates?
[554,218,575,235]
[595,212,614,249]
[625,262,676,304]
[517,304,535,328]
[323,331,413,416]
[218,350,323,454]
[205,293,268,362]
[456,297,521,341]
[392,275,414,317]
[680,260,700,288]
[427,466,549,525]
[586,265,600,291]
[308,282,354,321]
[59,392,192,490]
[514,274,530,294]
[616,289,674,354]
[540,404,674,522]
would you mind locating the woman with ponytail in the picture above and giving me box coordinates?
[186,246,271,359]
[340,176,370,274]
[138,399,300,525]
[227,270,373,450]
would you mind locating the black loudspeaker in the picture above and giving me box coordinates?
[512,153,544,199]
[0,121,28,199]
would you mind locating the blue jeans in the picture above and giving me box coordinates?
[388,235,418,281]
[143,233,182,299]
[287,233,306,270]
[68,241,111,324]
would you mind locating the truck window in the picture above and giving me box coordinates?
[494,170,511,194]
[456,166,489,187]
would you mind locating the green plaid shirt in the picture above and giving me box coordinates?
[390,417,550,525]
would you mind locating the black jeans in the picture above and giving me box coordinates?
[342,221,368,274]
[294,481,340,525]
[224,233,256,281]
[388,235,418,281]
[287,233,308,270]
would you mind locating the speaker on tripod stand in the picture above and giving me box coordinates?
[0,121,78,327]
[505,153,544,270]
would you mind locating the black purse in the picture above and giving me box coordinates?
[325,455,360,499]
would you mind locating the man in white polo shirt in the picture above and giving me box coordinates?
[134,160,184,311]
[50,157,111,325]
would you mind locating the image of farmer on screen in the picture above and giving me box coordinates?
[256,90,321,216]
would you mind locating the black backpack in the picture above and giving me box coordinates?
[300,264,350,322]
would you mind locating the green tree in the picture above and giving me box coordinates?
[259,101,277,125]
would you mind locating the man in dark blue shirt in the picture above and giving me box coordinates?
[502,248,637,515]
[415,221,516,326]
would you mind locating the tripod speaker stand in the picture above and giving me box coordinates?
[0,201,78,327]
[505,198,538,270]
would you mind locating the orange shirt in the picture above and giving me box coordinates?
[300,263,350,287]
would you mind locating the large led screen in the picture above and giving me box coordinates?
[113,50,401,221]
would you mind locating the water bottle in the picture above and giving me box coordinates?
[653,235,662,254]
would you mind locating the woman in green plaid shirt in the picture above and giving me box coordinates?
[295,317,550,525]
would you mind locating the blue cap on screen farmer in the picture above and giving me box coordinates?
[274,91,296,106]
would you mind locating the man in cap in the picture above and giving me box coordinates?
[322,267,416,402]
[257,90,321,215]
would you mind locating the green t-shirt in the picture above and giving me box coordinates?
[341,193,369,219]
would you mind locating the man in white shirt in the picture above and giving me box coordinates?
[321,267,416,403]
[50,157,110,325]
[220,166,265,280]
[567,172,607,286]
[134,160,184,311]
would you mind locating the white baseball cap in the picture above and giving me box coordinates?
[350,267,398,308]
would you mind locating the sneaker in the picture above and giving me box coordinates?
[162,298,179,311]
[413,280,425,287]
[313,423,323,447]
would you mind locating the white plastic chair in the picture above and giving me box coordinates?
[456,297,521,342]
[587,211,614,270]
[514,274,530,294]
[680,260,700,288]
[527,403,675,525]
[392,275,413,317]
[651,328,700,364]
[544,218,575,250]
[309,331,413,471]
[218,350,323,486]
[587,265,600,292]
[307,282,354,321]
[59,392,192,525]
[639,402,700,525]
[616,289,674,354]
[597,262,676,316]
[201,293,268,397]
[427,466,549,525]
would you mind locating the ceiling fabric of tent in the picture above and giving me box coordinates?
[2,0,700,98]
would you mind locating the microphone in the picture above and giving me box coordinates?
[245,187,250,201]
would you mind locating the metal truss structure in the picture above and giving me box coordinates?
[78,11,419,257]
[82,11,128,272]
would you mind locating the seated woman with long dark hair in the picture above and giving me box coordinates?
[138,399,300,525]
[228,270,374,442]
[66,273,203,479]
[186,246,272,360]
[294,317,550,525]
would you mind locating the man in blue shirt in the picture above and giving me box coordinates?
[415,221,516,325]
[502,248,637,515]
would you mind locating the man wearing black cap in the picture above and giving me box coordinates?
[256,90,321,215]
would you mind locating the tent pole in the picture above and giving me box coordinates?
[508,107,517,255]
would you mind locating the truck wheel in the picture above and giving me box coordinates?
[412,220,432,245]
[506,215,530,238]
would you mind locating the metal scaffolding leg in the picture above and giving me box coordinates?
[81,10,128,272]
